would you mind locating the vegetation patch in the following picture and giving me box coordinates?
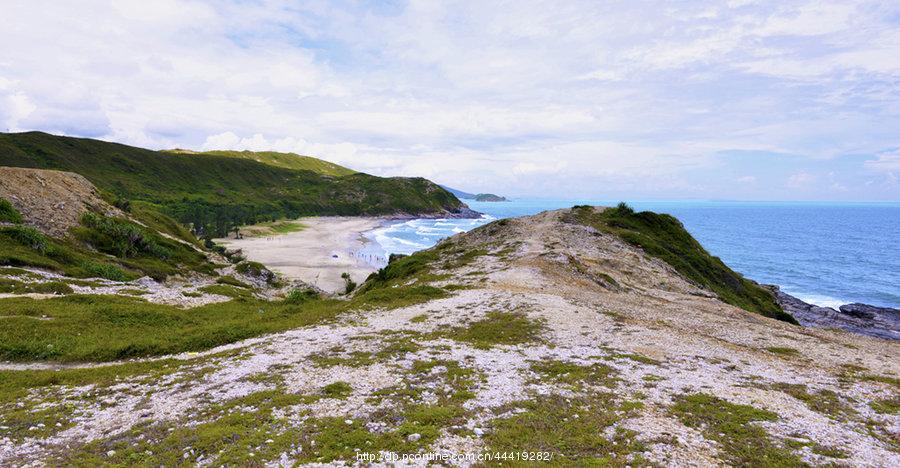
[321,381,353,399]
[351,284,447,311]
[770,383,857,420]
[198,284,253,299]
[766,347,800,357]
[283,287,319,304]
[484,393,648,465]
[51,389,310,466]
[235,260,279,285]
[529,359,619,389]
[566,204,796,324]
[0,278,73,295]
[607,352,660,366]
[216,275,250,288]
[670,393,804,466]
[410,314,428,323]
[868,396,900,414]
[0,294,345,362]
[445,311,545,349]
[0,266,42,279]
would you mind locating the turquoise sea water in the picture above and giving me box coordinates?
[364,199,900,309]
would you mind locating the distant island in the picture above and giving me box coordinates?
[440,185,508,202]
[473,193,507,202]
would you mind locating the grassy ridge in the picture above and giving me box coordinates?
[567,204,796,324]
[166,149,357,176]
[0,132,466,236]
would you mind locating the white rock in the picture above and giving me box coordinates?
[473,428,484,437]
[407,433,421,442]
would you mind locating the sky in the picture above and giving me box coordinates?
[2,0,899,201]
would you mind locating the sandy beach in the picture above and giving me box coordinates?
[215,217,386,294]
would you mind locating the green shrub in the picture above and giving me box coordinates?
[284,288,319,304]
[236,261,277,285]
[0,198,23,224]
[3,225,49,253]
[82,262,128,281]
[80,212,170,259]
[341,272,357,295]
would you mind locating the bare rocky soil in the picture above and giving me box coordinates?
[0,167,123,238]
[1,209,898,466]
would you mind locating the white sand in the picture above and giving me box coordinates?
[215,217,384,294]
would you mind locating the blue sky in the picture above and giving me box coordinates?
[2,0,899,200]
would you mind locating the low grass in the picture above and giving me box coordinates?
[766,346,800,357]
[51,388,312,466]
[350,284,447,310]
[784,439,848,459]
[445,311,545,349]
[321,381,353,399]
[670,393,804,466]
[869,396,900,414]
[529,359,619,389]
[197,284,254,299]
[770,383,857,420]
[0,358,188,405]
[215,275,250,288]
[0,278,73,295]
[566,204,796,324]
[0,266,43,279]
[237,220,307,238]
[0,273,450,362]
[484,393,648,465]
[0,294,345,362]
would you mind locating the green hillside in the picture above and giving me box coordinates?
[165,149,357,176]
[0,132,467,236]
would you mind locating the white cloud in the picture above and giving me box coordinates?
[787,171,816,188]
[864,152,900,172]
[0,0,898,200]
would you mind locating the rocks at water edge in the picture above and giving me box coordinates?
[767,285,900,340]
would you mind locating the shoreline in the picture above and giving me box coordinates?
[215,216,392,294]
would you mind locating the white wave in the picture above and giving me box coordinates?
[790,292,848,310]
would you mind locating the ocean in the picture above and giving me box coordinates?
[363,199,900,310]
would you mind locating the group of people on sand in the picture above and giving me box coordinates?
[348,250,388,266]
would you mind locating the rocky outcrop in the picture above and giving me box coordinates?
[769,286,899,340]
[0,166,123,237]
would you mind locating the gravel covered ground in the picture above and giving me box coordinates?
[1,209,898,466]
